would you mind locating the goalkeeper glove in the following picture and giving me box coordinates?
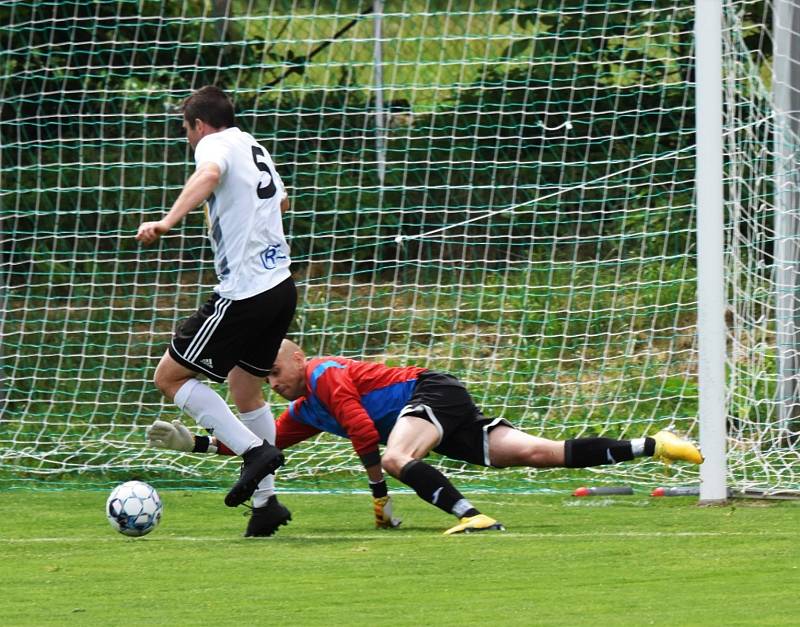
[369,479,401,528]
[146,419,197,452]
[373,495,402,528]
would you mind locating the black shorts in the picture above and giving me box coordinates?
[398,371,513,467]
[168,277,296,383]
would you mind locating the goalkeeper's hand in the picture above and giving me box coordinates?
[146,419,194,452]
[373,495,402,529]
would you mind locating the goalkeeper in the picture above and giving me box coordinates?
[148,339,704,535]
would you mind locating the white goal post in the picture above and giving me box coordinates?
[696,0,727,503]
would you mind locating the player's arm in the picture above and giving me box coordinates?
[275,408,322,449]
[314,369,401,528]
[136,162,221,245]
[146,409,320,455]
[314,367,382,465]
[146,419,226,454]
[146,419,213,453]
[276,168,289,213]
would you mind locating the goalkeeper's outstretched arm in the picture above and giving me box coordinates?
[147,419,225,454]
[146,407,322,456]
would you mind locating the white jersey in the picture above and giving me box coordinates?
[193,127,291,300]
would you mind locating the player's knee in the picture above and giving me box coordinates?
[525,442,564,467]
[153,363,183,401]
[381,450,411,478]
[153,368,170,397]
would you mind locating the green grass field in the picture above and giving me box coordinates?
[1,492,797,626]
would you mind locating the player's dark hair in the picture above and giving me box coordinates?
[182,85,235,129]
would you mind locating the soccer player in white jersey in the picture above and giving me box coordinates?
[136,86,295,536]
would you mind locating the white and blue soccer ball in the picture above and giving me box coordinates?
[106,480,162,537]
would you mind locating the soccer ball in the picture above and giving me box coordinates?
[106,480,162,537]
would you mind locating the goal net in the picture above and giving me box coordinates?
[2,1,794,493]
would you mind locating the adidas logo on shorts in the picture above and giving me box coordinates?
[200,358,214,368]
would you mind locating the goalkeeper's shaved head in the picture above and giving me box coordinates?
[277,339,304,361]
[268,339,307,401]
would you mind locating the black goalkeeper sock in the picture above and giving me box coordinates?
[399,460,479,518]
[564,437,654,468]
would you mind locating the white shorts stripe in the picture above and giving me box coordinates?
[169,340,221,379]
[398,403,444,446]
[482,417,508,466]
[183,297,227,362]
[238,359,265,370]
[183,297,232,362]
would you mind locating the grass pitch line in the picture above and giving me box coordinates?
[1,529,795,544]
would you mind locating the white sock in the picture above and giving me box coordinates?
[240,404,276,444]
[631,437,647,457]
[451,499,474,518]
[240,404,277,507]
[173,379,261,456]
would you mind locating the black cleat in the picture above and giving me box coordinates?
[224,441,285,507]
[244,495,292,537]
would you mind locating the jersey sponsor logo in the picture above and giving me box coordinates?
[260,244,288,270]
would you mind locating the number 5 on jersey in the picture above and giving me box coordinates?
[251,145,277,199]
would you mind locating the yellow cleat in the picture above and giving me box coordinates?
[653,430,704,465]
[443,514,505,535]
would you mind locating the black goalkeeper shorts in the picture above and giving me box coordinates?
[398,371,513,467]
[168,277,296,383]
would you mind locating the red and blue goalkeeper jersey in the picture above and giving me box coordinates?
[275,357,427,464]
